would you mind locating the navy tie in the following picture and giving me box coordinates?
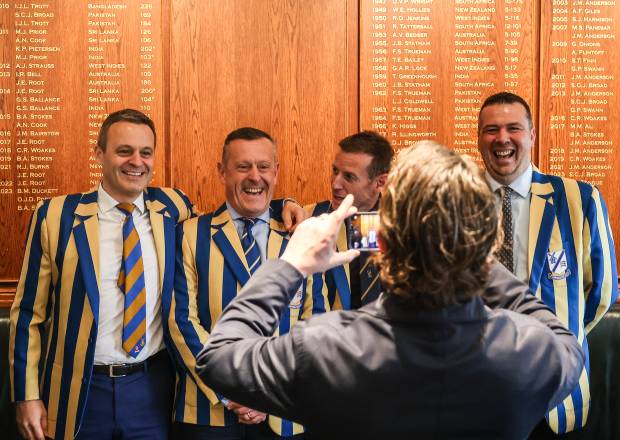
[241,218,261,274]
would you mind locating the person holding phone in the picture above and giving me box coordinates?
[304,131,393,310]
[196,143,584,439]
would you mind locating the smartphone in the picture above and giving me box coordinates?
[348,212,380,251]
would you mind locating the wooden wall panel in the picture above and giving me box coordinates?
[359,0,538,160]
[538,2,620,255]
[169,0,358,212]
[0,0,165,288]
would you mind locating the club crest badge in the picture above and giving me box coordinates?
[289,289,303,309]
[546,250,571,280]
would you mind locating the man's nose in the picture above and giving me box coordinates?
[128,150,142,165]
[332,173,344,190]
[496,127,510,144]
[247,165,260,180]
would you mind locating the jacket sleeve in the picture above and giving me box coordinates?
[582,186,618,333]
[9,200,52,402]
[172,187,200,220]
[166,221,220,405]
[197,259,305,422]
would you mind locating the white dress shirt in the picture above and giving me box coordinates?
[486,164,533,284]
[94,185,163,364]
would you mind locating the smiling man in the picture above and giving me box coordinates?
[477,92,618,437]
[168,127,318,440]
[305,131,393,311]
[9,109,196,440]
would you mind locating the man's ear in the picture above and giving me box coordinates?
[95,147,104,164]
[378,231,386,253]
[375,173,388,190]
[217,162,226,184]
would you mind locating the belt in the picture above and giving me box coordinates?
[92,350,167,378]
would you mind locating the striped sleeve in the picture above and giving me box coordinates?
[9,199,52,401]
[167,219,219,405]
[582,186,618,333]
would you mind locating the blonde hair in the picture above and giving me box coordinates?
[377,141,499,308]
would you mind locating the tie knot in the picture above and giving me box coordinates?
[497,186,512,199]
[117,203,135,216]
[242,217,258,228]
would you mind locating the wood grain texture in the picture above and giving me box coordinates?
[0,1,165,303]
[538,1,620,260]
[169,0,357,212]
[359,0,537,160]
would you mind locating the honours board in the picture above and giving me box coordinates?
[360,0,620,264]
[0,1,165,305]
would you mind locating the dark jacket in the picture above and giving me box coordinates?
[197,260,584,439]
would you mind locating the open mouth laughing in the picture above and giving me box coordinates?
[122,169,147,177]
[243,186,265,196]
[493,148,516,160]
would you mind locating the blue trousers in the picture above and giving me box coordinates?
[75,352,174,440]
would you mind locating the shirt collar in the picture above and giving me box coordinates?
[485,163,532,199]
[226,202,270,224]
[97,184,146,215]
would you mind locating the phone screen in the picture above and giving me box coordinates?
[348,212,380,251]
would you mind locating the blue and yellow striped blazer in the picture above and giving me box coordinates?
[9,187,195,440]
[527,170,617,434]
[167,201,326,436]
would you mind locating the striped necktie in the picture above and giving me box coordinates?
[496,186,514,273]
[241,217,261,274]
[359,253,381,306]
[117,203,147,358]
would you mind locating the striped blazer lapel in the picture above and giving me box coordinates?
[331,223,351,310]
[73,191,101,325]
[267,208,289,260]
[145,194,175,294]
[211,205,251,286]
[528,173,557,294]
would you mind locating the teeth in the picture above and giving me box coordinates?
[244,188,263,194]
[495,150,513,158]
[124,171,143,176]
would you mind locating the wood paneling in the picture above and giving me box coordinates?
[0,0,165,291]
[169,0,358,212]
[538,2,620,253]
[359,0,537,159]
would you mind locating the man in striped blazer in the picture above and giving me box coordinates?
[477,92,618,436]
[9,109,196,440]
[305,131,393,312]
[168,127,320,440]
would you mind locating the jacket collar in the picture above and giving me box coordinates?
[367,292,488,324]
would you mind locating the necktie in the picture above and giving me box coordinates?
[359,253,381,306]
[117,203,147,358]
[496,186,514,273]
[241,218,261,274]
